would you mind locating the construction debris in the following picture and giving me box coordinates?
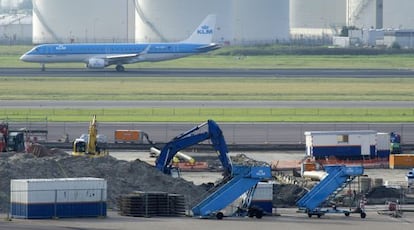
[0,152,206,213]
[26,143,51,157]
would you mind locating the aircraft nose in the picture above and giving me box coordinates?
[20,54,28,62]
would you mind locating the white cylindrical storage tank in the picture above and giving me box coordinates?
[134,0,233,43]
[290,0,346,37]
[0,14,32,44]
[32,0,135,44]
[0,0,21,9]
[383,0,414,29]
[347,0,383,29]
[232,0,289,45]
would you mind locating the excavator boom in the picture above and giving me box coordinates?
[87,115,97,154]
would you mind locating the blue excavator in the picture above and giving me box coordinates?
[154,120,272,219]
[155,120,232,176]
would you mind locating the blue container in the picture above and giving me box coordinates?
[11,202,107,219]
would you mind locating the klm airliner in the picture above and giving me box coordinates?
[20,15,220,72]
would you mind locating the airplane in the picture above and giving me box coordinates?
[20,15,220,72]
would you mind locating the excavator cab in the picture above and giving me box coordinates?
[72,138,87,156]
[7,132,25,152]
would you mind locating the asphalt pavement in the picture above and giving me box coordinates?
[1,67,414,77]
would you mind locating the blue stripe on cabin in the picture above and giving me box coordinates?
[377,149,391,158]
[311,146,361,159]
[11,202,106,219]
[311,145,379,159]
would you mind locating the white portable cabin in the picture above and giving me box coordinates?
[304,130,378,159]
[11,177,107,219]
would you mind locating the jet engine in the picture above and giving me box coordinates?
[86,58,106,69]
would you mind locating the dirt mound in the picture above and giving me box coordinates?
[273,184,307,207]
[366,186,402,199]
[206,153,270,171]
[0,153,206,212]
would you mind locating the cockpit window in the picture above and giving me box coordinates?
[29,47,40,54]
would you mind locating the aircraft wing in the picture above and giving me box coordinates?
[105,45,151,64]
[106,53,138,59]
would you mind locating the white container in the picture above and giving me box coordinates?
[11,178,107,219]
[305,130,377,159]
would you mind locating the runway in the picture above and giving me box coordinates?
[1,67,414,78]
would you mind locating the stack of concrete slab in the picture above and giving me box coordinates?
[118,191,186,217]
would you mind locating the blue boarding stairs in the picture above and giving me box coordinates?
[192,165,271,219]
[296,165,366,218]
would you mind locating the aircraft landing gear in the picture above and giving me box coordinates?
[115,65,125,72]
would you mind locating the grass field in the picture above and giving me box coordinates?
[1,108,414,122]
[2,45,414,122]
[1,76,413,101]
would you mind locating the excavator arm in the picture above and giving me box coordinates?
[155,120,233,175]
[87,115,97,154]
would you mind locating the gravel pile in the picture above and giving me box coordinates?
[273,184,307,207]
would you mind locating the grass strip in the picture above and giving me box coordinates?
[1,108,413,122]
[1,76,414,101]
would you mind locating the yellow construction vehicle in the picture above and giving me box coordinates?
[72,115,108,157]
